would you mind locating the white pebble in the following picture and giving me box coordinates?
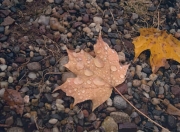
[149,74,158,81]
[0,72,6,77]
[49,118,58,124]
[0,81,8,88]
[0,64,7,71]
[0,88,5,98]
[8,76,13,83]
[0,58,6,64]
[106,98,113,106]
[93,17,103,25]
[28,72,37,80]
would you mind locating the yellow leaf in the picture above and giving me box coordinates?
[53,36,129,111]
[133,28,180,73]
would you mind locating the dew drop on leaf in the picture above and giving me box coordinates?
[110,65,117,71]
[74,78,83,84]
[87,80,91,84]
[72,52,77,57]
[76,62,84,70]
[93,77,105,86]
[84,69,93,76]
[94,57,104,68]
[120,75,124,78]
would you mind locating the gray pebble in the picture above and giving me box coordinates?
[113,95,127,109]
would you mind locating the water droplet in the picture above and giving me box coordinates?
[76,62,84,70]
[105,46,108,50]
[72,52,77,57]
[82,90,85,93]
[74,77,84,84]
[69,90,72,93]
[97,50,101,53]
[87,80,91,84]
[111,65,117,71]
[93,77,105,86]
[84,69,93,76]
[120,75,124,78]
[74,88,77,91]
[87,61,90,63]
[78,93,81,95]
[94,57,104,68]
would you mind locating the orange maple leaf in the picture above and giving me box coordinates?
[133,28,180,73]
[53,36,129,111]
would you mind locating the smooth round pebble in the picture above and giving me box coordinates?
[49,118,58,124]
[113,95,127,109]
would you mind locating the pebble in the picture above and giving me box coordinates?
[49,118,58,124]
[113,95,127,109]
[124,34,131,39]
[132,79,141,87]
[149,74,158,81]
[0,64,7,71]
[5,116,13,126]
[101,116,118,132]
[7,127,25,132]
[39,48,47,56]
[131,13,138,19]
[110,112,131,123]
[168,115,176,128]
[8,76,13,83]
[141,84,150,93]
[158,86,164,94]
[93,17,103,25]
[0,26,5,33]
[1,16,15,26]
[0,81,8,88]
[151,98,160,105]
[88,112,96,121]
[117,18,124,25]
[49,57,56,66]
[120,123,137,132]
[28,72,37,80]
[106,98,113,106]
[27,62,41,71]
[52,127,59,132]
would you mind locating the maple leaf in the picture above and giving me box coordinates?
[133,28,180,73]
[53,36,129,111]
[3,89,24,116]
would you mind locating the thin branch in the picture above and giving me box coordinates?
[113,86,170,132]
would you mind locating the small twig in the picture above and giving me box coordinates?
[113,86,170,132]
[157,11,160,29]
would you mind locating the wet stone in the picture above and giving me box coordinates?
[49,57,56,66]
[110,112,131,123]
[108,33,119,38]
[0,26,5,33]
[113,95,127,109]
[119,123,137,132]
[168,115,176,128]
[101,116,118,132]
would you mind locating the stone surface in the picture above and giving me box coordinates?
[110,112,131,123]
[101,116,118,132]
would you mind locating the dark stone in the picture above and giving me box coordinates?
[49,57,56,66]
[177,18,180,27]
[102,27,108,33]
[73,22,82,28]
[108,33,118,38]
[54,0,63,4]
[0,26,4,33]
[117,18,124,25]
[0,35,7,42]
[110,39,116,45]
[142,67,152,74]
[152,110,163,116]
[15,57,26,63]
[44,93,53,103]
[119,123,137,132]
[50,114,62,120]
[148,6,156,11]
[10,6,17,13]
[31,56,43,62]
[82,14,89,23]
[144,121,154,129]
[38,102,44,108]
[171,85,180,97]
[13,46,20,53]
[168,115,176,128]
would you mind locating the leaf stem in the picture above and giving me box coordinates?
[113,86,170,132]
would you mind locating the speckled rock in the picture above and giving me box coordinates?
[113,95,127,109]
[101,116,118,132]
[110,112,131,123]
